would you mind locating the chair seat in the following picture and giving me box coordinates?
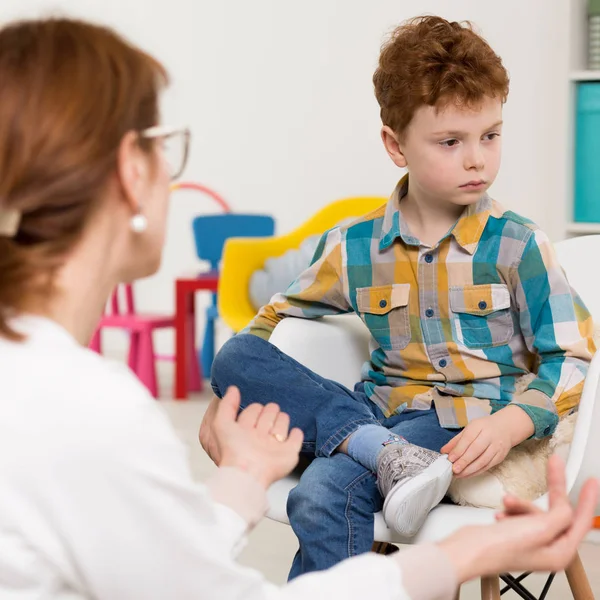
[99,314,175,331]
[266,474,497,545]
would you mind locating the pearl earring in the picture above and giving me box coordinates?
[130,212,148,233]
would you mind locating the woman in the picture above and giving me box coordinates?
[0,16,596,600]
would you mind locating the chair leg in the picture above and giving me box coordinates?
[200,315,215,379]
[565,552,594,600]
[481,576,501,600]
[137,329,158,398]
[371,541,398,555]
[187,313,202,393]
[89,328,102,353]
[127,332,140,372]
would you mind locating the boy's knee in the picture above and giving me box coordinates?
[211,334,264,395]
[287,471,332,522]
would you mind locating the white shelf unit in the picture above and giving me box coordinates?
[570,70,600,81]
[566,1,600,237]
[566,221,600,234]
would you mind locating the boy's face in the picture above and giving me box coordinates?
[382,96,503,207]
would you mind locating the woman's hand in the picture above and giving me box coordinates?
[437,455,599,583]
[199,395,222,464]
[204,386,304,489]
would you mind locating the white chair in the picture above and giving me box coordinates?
[267,235,600,600]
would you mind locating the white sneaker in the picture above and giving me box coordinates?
[377,443,453,537]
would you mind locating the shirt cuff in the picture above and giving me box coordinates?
[392,544,458,600]
[511,389,558,439]
[206,467,269,530]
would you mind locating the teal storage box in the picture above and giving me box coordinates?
[575,82,600,222]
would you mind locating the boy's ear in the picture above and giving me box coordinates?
[381,126,407,168]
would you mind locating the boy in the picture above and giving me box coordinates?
[207,16,595,577]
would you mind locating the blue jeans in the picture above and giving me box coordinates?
[211,334,459,578]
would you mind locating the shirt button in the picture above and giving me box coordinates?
[425,254,434,263]
[543,426,551,436]
[439,359,447,368]
[478,301,488,310]
[425,308,434,318]
[379,299,388,309]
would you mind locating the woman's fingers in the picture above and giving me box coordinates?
[214,386,241,428]
[270,411,290,441]
[255,403,281,434]
[546,454,569,510]
[285,427,304,452]
[238,403,263,428]
[565,478,600,543]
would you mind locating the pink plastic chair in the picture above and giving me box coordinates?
[89,284,201,398]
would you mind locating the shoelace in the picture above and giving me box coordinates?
[377,444,440,497]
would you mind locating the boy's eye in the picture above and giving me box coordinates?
[440,139,459,148]
[484,132,500,141]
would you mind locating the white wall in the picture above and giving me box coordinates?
[0,0,574,355]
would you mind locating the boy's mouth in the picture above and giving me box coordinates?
[460,180,486,190]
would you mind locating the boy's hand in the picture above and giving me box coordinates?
[440,405,535,478]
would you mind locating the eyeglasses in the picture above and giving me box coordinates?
[139,125,191,180]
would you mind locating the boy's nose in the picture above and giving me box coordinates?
[464,148,484,171]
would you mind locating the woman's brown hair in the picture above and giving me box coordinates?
[0,18,168,339]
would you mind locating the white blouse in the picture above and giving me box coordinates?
[0,316,457,599]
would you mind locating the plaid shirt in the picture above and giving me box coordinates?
[245,178,595,438]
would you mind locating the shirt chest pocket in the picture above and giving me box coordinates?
[356,283,411,350]
[449,283,514,349]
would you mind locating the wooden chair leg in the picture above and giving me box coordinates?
[371,541,399,555]
[565,552,594,600]
[481,576,501,600]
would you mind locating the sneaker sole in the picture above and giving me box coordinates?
[382,455,453,538]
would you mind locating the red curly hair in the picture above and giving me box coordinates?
[373,16,509,136]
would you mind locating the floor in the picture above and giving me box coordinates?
[156,370,600,599]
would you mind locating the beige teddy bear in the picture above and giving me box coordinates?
[447,324,599,509]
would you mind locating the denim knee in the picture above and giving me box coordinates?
[210,333,264,396]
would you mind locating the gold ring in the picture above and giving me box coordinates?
[271,433,286,443]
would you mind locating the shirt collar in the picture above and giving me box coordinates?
[379,175,493,254]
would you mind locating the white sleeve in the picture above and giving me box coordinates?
[25,373,451,600]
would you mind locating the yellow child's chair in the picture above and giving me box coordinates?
[218,197,386,332]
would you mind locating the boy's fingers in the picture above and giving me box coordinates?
[457,448,500,479]
[441,432,462,455]
[452,435,487,473]
[447,427,480,463]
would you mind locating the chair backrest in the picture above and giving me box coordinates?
[218,196,387,332]
[192,214,275,271]
[554,236,600,512]
[554,235,600,320]
[107,284,135,316]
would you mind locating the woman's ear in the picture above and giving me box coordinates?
[381,126,408,168]
[115,131,149,213]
